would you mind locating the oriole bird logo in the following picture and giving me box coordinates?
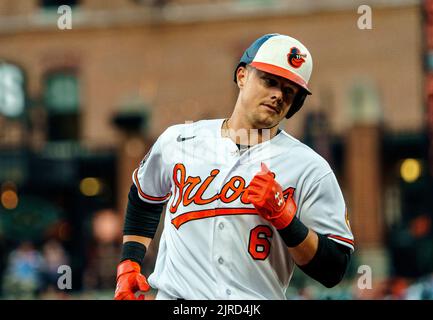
[287,47,307,68]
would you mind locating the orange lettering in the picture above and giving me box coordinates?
[183,176,202,206]
[170,163,186,213]
[193,169,220,205]
[220,176,246,203]
[169,163,295,218]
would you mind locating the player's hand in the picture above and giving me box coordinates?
[114,259,150,300]
[246,163,297,229]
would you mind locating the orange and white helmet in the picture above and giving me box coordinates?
[234,33,313,118]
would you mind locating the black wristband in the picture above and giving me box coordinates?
[277,216,309,247]
[121,241,147,267]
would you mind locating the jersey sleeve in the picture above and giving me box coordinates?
[297,171,354,252]
[132,133,172,204]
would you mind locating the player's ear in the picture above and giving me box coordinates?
[236,66,248,88]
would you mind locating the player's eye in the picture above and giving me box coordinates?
[283,88,295,97]
[263,77,278,87]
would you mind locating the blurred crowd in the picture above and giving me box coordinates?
[1,237,433,300]
[0,237,122,299]
[286,273,433,300]
[0,240,70,299]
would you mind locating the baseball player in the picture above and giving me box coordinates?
[114,33,354,300]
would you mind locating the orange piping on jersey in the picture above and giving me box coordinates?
[171,207,258,229]
[133,169,172,202]
[344,208,352,232]
[327,234,355,247]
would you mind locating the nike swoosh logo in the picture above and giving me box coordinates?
[177,134,196,142]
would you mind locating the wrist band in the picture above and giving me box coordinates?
[121,241,147,267]
[277,216,309,247]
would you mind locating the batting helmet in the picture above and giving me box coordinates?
[234,33,313,119]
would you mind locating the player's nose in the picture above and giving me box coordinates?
[269,87,284,104]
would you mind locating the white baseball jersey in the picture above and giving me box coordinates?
[133,118,354,300]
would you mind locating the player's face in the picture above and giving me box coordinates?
[237,66,300,128]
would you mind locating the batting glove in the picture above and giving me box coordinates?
[114,260,150,300]
[246,163,297,230]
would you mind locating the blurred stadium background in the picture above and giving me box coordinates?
[1,0,433,300]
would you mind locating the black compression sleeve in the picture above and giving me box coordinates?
[298,233,351,288]
[123,184,164,238]
[121,241,147,267]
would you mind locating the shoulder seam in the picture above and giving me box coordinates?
[312,170,333,186]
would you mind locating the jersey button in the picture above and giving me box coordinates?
[226,289,231,295]
[218,257,224,264]
[219,223,224,230]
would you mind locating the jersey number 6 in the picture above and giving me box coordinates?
[248,225,273,260]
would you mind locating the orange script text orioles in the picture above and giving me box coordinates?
[169,163,295,229]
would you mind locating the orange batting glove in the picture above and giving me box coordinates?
[246,163,297,230]
[114,260,150,300]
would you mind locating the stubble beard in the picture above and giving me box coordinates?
[248,107,282,130]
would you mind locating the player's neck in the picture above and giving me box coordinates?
[222,116,280,146]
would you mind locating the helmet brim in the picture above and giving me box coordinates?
[250,61,312,95]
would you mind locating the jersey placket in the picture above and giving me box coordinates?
[211,137,243,299]
[212,131,256,299]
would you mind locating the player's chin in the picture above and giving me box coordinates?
[255,107,283,127]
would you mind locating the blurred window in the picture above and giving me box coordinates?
[0,62,25,118]
[43,71,80,141]
[40,0,79,8]
[45,73,79,114]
